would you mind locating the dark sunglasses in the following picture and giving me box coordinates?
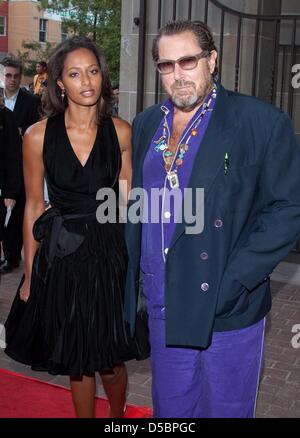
[156,51,210,74]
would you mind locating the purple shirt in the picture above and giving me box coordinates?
[141,94,216,318]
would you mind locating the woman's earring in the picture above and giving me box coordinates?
[61,89,65,101]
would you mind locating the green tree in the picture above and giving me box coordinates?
[14,41,56,78]
[39,0,121,85]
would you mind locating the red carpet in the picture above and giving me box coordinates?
[0,368,152,418]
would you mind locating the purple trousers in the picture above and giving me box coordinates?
[149,317,265,418]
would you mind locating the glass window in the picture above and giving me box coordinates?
[0,17,6,36]
[39,19,47,42]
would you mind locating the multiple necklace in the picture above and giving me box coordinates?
[154,85,217,189]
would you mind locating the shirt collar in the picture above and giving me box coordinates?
[4,88,20,102]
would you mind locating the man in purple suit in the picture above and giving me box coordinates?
[125,20,300,418]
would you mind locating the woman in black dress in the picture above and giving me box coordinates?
[5,37,133,418]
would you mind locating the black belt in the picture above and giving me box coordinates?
[33,207,94,283]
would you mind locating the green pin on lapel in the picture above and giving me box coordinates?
[224,153,229,175]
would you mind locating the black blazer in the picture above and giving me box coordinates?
[13,88,40,135]
[124,84,300,349]
[0,107,22,199]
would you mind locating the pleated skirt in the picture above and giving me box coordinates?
[4,221,136,377]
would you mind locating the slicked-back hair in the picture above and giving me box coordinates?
[44,36,113,125]
[1,58,23,76]
[37,61,47,69]
[152,20,218,79]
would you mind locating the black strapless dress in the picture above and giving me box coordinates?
[5,113,136,377]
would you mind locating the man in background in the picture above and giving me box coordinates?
[0,97,22,276]
[0,58,40,274]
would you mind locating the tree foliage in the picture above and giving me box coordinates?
[39,0,121,85]
[14,41,56,78]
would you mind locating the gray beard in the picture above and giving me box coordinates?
[172,93,202,112]
[170,81,214,113]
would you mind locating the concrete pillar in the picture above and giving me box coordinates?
[119,0,140,122]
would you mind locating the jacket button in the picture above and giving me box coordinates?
[164,211,171,219]
[201,283,209,292]
[214,219,223,228]
[200,252,209,260]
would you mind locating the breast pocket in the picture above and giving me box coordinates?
[215,164,261,214]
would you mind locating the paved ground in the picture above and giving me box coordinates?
[0,257,300,417]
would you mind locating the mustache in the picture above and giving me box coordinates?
[171,80,196,90]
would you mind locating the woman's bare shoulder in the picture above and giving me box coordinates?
[24,118,48,145]
[111,116,131,151]
[23,119,48,153]
[112,117,131,134]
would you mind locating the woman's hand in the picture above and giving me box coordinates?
[20,277,31,302]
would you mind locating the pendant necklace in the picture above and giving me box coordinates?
[155,85,217,189]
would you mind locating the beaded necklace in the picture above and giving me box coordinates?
[154,85,217,189]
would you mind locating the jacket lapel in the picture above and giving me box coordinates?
[170,85,241,249]
[126,105,163,262]
[132,105,163,189]
[13,89,24,122]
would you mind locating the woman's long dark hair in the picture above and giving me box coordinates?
[44,36,113,125]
